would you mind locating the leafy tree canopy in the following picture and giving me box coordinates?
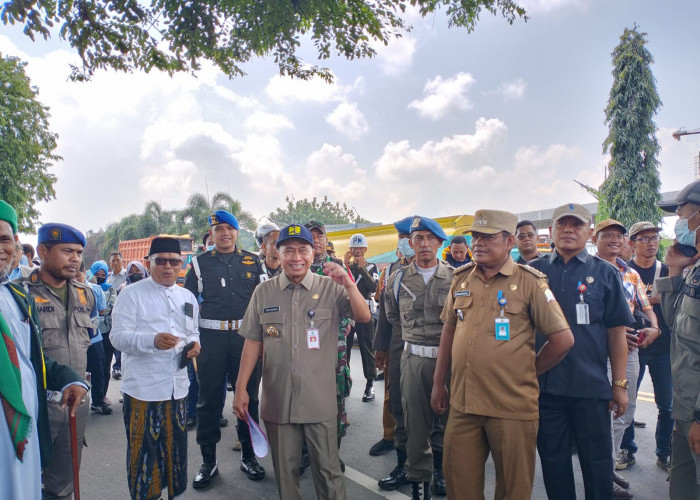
[269,195,370,226]
[0,53,60,232]
[1,0,527,81]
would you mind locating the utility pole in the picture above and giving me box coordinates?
[672,128,700,179]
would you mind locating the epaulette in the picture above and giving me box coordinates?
[453,261,476,275]
[518,263,547,279]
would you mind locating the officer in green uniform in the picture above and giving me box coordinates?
[185,210,266,488]
[16,222,95,500]
[385,215,454,500]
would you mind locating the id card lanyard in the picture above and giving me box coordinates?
[307,310,320,349]
[494,290,510,341]
[576,282,590,325]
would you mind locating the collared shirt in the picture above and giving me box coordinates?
[629,259,670,354]
[614,257,651,313]
[238,270,353,424]
[107,268,127,290]
[441,258,569,419]
[531,250,633,399]
[385,260,454,346]
[516,251,543,265]
[110,277,200,401]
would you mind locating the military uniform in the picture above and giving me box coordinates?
[346,260,378,390]
[239,269,353,500]
[657,259,700,499]
[441,259,569,499]
[385,258,453,485]
[17,269,94,499]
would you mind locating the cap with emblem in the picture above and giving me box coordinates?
[149,237,181,256]
[393,216,414,236]
[463,209,517,235]
[304,220,326,235]
[593,219,626,236]
[0,200,18,234]
[629,221,662,239]
[657,180,700,213]
[38,223,87,247]
[552,203,592,224]
[276,224,314,248]
[209,210,239,230]
[348,233,368,248]
[409,215,448,241]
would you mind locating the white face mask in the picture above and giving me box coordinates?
[206,244,215,251]
[675,210,699,247]
[398,238,415,258]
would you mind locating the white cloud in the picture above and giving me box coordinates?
[520,0,593,14]
[244,111,294,134]
[326,102,369,140]
[265,74,362,104]
[371,34,417,76]
[495,78,527,101]
[408,72,475,120]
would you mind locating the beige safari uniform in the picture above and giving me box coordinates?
[18,270,95,499]
[385,259,454,483]
[239,270,353,500]
[440,258,569,500]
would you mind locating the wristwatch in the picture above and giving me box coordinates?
[613,380,629,389]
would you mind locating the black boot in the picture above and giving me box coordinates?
[362,380,375,402]
[411,481,432,500]
[378,448,410,491]
[240,442,265,481]
[193,445,218,489]
[431,451,446,496]
[338,437,345,473]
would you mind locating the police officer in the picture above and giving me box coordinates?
[16,223,95,500]
[185,210,266,488]
[344,233,379,402]
[529,203,633,500]
[385,215,454,499]
[431,209,573,500]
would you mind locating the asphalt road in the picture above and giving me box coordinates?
[79,352,671,499]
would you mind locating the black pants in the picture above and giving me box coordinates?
[537,393,613,500]
[196,329,261,457]
[102,332,114,398]
[87,341,106,405]
[347,320,377,382]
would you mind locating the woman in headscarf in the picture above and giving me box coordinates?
[124,261,149,286]
[90,260,118,404]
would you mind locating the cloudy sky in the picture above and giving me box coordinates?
[2,0,699,240]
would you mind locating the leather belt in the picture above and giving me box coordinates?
[405,342,438,359]
[199,318,243,331]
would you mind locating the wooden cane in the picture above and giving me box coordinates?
[68,395,81,500]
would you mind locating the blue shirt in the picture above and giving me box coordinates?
[86,282,105,343]
[531,250,633,399]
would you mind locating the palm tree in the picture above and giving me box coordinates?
[181,192,256,237]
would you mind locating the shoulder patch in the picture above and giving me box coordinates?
[34,296,51,303]
[518,264,547,279]
[453,262,476,275]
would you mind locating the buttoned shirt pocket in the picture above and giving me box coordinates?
[491,296,526,337]
[262,310,285,344]
[73,312,94,349]
[453,296,473,328]
[307,308,332,329]
[39,310,63,352]
[437,288,449,307]
[582,285,605,324]
[398,293,416,329]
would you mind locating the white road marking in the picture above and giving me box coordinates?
[345,466,412,499]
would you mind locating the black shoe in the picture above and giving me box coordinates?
[370,439,395,456]
[240,456,265,481]
[378,464,409,491]
[299,449,311,476]
[411,481,431,500]
[111,368,122,380]
[340,457,345,473]
[219,416,228,427]
[362,382,375,402]
[613,471,630,489]
[192,462,218,489]
[186,416,197,430]
[90,402,113,415]
[431,467,446,496]
[633,420,646,428]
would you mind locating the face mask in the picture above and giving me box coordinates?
[398,238,415,258]
[129,273,143,283]
[206,244,215,251]
[95,276,106,285]
[675,214,697,247]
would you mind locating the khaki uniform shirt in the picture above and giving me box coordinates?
[441,258,569,420]
[17,271,95,376]
[385,260,454,346]
[239,270,353,424]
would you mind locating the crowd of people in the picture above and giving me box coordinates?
[1,180,699,500]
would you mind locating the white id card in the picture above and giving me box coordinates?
[495,318,510,341]
[307,328,320,350]
[576,303,590,325]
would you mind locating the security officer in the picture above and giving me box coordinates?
[529,203,633,500]
[431,209,573,500]
[184,210,266,488]
[385,215,454,500]
[16,222,95,500]
[656,180,700,499]
[233,224,372,500]
[344,233,379,402]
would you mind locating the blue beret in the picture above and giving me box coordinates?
[393,216,414,236]
[276,224,314,248]
[409,215,447,241]
[209,210,239,230]
[38,223,87,247]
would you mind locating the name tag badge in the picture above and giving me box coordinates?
[307,328,320,350]
[495,317,510,341]
[576,303,590,325]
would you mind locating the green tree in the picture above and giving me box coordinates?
[598,25,662,228]
[181,192,256,238]
[0,53,60,232]
[1,1,526,81]
[269,195,370,226]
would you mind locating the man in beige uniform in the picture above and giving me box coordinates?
[431,210,574,500]
[385,215,454,500]
[16,223,95,500]
[233,224,371,500]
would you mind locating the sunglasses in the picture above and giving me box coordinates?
[151,257,182,267]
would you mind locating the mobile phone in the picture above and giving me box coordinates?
[179,341,196,369]
[636,330,646,345]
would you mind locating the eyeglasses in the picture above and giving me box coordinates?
[633,235,660,244]
[150,257,182,267]
[597,233,625,241]
[516,232,536,240]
